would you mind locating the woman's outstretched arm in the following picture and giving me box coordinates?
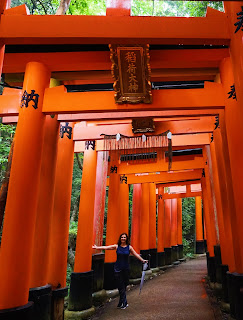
[92,244,117,250]
[129,245,148,263]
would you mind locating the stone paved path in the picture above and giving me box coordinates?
[93,257,217,320]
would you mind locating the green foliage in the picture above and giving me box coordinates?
[182,197,195,256]
[67,0,106,15]
[0,121,16,184]
[11,0,106,15]
[131,0,223,17]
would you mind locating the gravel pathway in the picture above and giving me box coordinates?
[92,257,218,320]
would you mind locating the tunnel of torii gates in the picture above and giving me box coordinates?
[0,0,243,319]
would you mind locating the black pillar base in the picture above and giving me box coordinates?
[129,256,142,279]
[51,287,68,320]
[171,245,179,263]
[214,245,222,284]
[196,240,205,254]
[68,271,93,311]
[140,249,150,269]
[204,240,207,252]
[149,248,158,268]
[0,302,33,320]
[29,284,52,320]
[103,262,116,290]
[92,253,105,292]
[227,272,243,320]
[164,247,172,265]
[178,244,183,259]
[157,252,165,267]
[220,264,229,302]
[207,253,216,283]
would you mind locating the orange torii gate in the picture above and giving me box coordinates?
[0,1,243,319]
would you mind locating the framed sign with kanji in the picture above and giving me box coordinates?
[109,44,152,104]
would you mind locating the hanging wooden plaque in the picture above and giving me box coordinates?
[109,44,152,104]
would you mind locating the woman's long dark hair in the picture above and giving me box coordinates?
[117,233,130,246]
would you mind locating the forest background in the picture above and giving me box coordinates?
[0,0,222,285]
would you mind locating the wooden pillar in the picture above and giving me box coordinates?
[46,122,74,320]
[131,184,142,253]
[201,176,217,258]
[93,151,108,247]
[164,199,172,265]
[103,153,120,289]
[140,183,150,261]
[119,182,129,236]
[224,1,243,119]
[149,183,157,267]
[171,198,178,247]
[47,122,74,285]
[219,57,243,273]
[68,143,97,311]
[171,198,178,262]
[0,62,50,312]
[195,196,204,254]
[30,80,60,290]
[177,198,182,246]
[157,186,165,266]
[177,198,183,259]
[130,183,142,279]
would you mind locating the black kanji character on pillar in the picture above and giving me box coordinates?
[228,84,237,100]
[85,140,96,150]
[120,174,128,184]
[158,194,163,200]
[214,115,220,130]
[110,165,118,174]
[60,122,72,139]
[210,133,214,143]
[202,169,205,178]
[21,90,39,109]
[234,6,243,33]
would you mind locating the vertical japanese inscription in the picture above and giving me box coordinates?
[110,45,152,104]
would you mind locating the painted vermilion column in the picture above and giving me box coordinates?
[93,151,108,247]
[140,183,150,254]
[0,62,50,310]
[149,183,157,267]
[30,114,59,288]
[164,199,171,249]
[74,147,97,273]
[157,186,165,253]
[131,184,142,253]
[30,79,60,289]
[210,140,235,272]
[177,198,182,246]
[219,57,243,272]
[203,147,219,245]
[195,196,205,254]
[105,154,120,264]
[47,122,74,289]
[195,196,203,242]
[170,198,178,247]
[201,176,217,258]
[149,183,157,249]
[224,2,243,119]
[119,182,129,236]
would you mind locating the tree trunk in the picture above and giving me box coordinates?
[55,0,71,15]
[0,137,15,231]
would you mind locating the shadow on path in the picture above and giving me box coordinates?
[92,257,218,320]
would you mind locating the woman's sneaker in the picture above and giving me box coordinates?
[121,303,129,309]
[117,301,123,309]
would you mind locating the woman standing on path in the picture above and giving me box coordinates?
[92,233,148,309]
